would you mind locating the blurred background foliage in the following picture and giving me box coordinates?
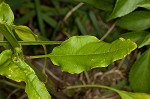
[0,0,133,99]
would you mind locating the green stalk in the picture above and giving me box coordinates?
[0,41,62,46]
[0,24,20,48]
[66,84,119,93]
[27,54,50,59]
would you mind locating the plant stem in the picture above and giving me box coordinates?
[63,2,84,22]
[27,54,50,59]
[66,84,119,93]
[101,22,116,40]
[0,41,62,46]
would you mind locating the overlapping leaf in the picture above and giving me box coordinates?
[129,49,150,92]
[50,36,137,74]
[109,0,144,20]
[117,11,150,31]
[0,50,51,99]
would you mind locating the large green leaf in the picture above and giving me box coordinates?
[117,11,150,31]
[0,50,51,99]
[75,0,114,11]
[129,49,150,92]
[0,2,14,25]
[14,25,37,41]
[109,0,144,20]
[120,31,149,46]
[139,33,150,48]
[50,36,137,74]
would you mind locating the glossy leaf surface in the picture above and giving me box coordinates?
[0,2,14,25]
[109,0,144,20]
[117,11,150,31]
[139,33,150,48]
[50,36,137,74]
[76,0,114,11]
[0,50,51,99]
[129,49,150,92]
[14,25,37,41]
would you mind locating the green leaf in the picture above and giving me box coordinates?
[139,33,150,48]
[49,36,137,74]
[117,11,150,31]
[120,31,149,46]
[138,1,150,10]
[14,25,37,41]
[75,0,114,11]
[118,90,150,99]
[0,50,51,99]
[129,49,150,92]
[109,0,144,20]
[0,2,14,25]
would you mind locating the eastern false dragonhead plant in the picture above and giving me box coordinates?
[0,0,150,99]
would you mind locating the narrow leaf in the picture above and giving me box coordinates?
[50,36,137,74]
[109,0,144,20]
[0,2,14,25]
[139,33,150,48]
[14,25,37,41]
[0,50,51,99]
[129,49,150,92]
[75,0,114,11]
[117,11,150,31]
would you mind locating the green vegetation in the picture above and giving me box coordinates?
[0,0,150,99]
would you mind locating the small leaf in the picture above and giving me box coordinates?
[14,25,37,41]
[129,49,150,92]
[0,2,14,25]
[50,36,137,74]
[75,0,114,11]
[109,0,144,20]
[120,31,149,46]
[117,11,150,31]
[0,50,51,99]
[139,33,150,48]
